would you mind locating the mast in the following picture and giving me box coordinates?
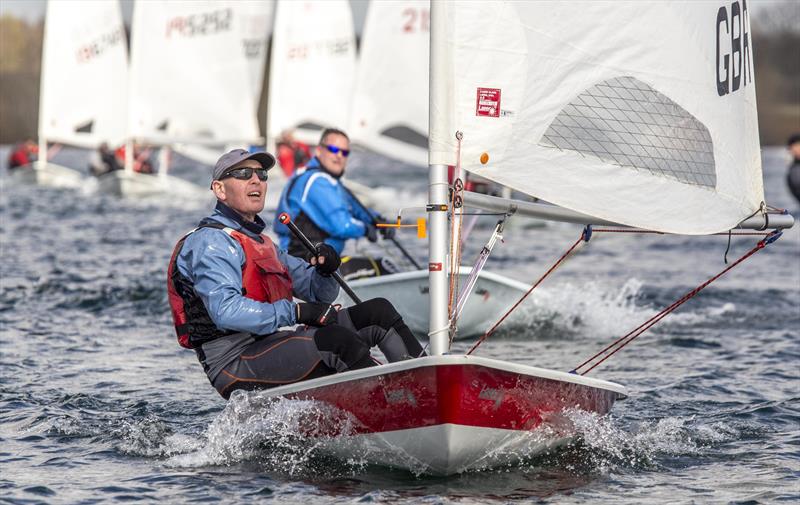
[427,0,451,356]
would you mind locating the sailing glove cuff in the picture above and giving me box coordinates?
[295,302,337,326]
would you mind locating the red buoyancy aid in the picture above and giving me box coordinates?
[167,224,294,349]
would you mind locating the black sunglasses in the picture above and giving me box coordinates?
[221,167,268,181]
[323,144,350,157]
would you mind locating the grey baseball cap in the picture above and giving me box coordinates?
[211,149,276,183]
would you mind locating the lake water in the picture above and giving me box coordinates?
[1,146,798,503]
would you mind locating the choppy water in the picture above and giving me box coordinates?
[1,146,798,504]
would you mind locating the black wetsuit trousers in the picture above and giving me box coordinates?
[212,298,425,399]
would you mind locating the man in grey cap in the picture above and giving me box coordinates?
[166,149,425,399]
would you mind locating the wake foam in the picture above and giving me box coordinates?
[527,408,763,474]
[497,278,739,341]
[163,392,365,476]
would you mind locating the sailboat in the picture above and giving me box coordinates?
[255,0,795,475]
[10,0,128,188]
[169,0,275,168]
[266,0,357,149]
[262,0,398,213]
[100,0,266,197]
[253,0,793,475]
[349,0,430,167]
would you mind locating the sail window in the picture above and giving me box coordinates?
[380,126,429,149]
[541,76,716,188]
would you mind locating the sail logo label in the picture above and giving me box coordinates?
[476,88,501,117]
[716,0,753,96]
[166,8,232,38]
[76,27,124,63]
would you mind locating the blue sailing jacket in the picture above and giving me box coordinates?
[273,157,378,254]
[176,201,339,336]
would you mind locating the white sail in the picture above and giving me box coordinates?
[266,0,357,147]
[430,1,763,235]
[236,1,274,105]
[349,0,429,166]
[128,1,263,145]
[38,0,128,149]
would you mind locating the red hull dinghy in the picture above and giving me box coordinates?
[258,0,795,476]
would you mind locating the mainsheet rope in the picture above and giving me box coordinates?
[572,230,782,375]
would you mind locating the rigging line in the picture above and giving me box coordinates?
[573,230,783,376]
[467,227,590,355]
[448,132,466,341]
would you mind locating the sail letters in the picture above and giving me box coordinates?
[716,0,752,96]
[166,8,232,38]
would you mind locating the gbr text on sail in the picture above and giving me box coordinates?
[716,0,753,97]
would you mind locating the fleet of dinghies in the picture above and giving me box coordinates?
[12,0,796,476]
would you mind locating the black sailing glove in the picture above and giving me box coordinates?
[295,302,338,326]
[365,224,378,242]
[308,243,341,276]
[378,223,396,240]
[375,214,396,240]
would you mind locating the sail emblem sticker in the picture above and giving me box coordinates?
[476,88,501,117]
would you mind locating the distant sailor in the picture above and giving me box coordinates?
[787,134,800,205]
[273,128,397,278]
[89,142,122,176]
[275,128,311,177]
[167,149,424,399]
[7,139,38,170]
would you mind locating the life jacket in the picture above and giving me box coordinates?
[8,147,30,169]
[167,221,293,349]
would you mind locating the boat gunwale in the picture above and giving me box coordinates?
[344,266,532,292]
[261,354,628,400]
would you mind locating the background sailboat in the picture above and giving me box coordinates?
[349,0,430,167]
[103,0,266,197]
[266,0,357,149]
[12,0,128,188]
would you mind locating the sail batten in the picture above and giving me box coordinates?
[430,1,763,235]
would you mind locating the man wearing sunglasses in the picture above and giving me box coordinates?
[274,128,395,258]
[167,149,424,400]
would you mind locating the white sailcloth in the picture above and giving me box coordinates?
[38,0,128,149]
[349,0,429,166]
[128,1,262,145]
[430,1,763,235]
[267,0,357,147]
[236,0,274,104]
